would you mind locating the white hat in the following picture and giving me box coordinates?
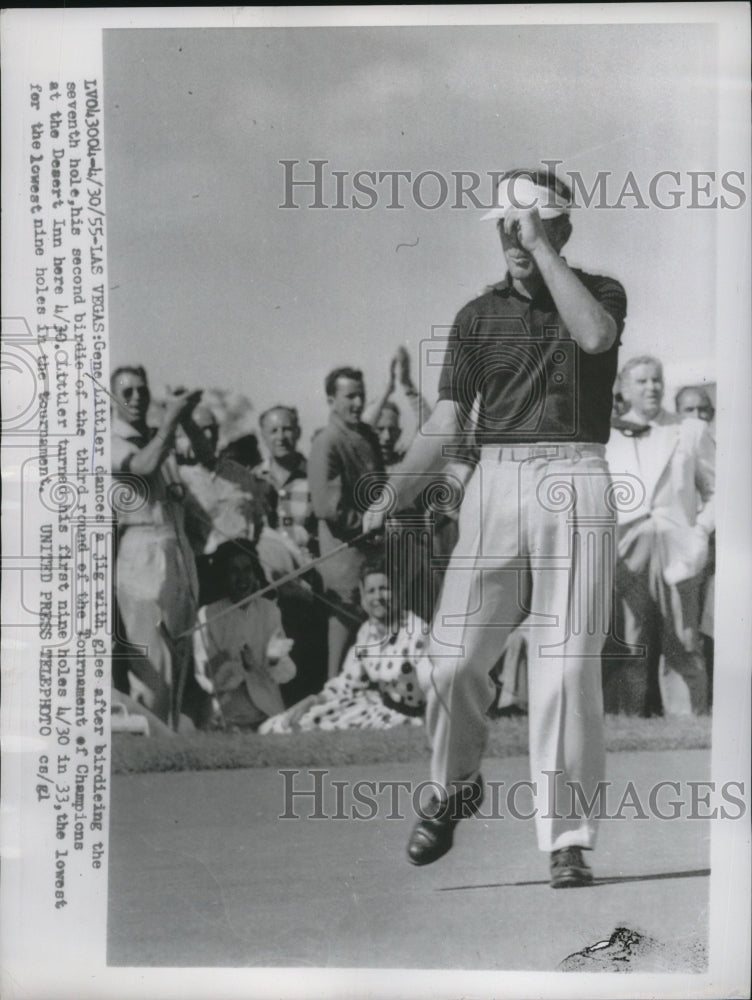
[481,174,571,222]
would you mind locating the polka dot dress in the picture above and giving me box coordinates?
[260,612,429,733]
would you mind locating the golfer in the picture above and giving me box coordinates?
[364,167,627,888]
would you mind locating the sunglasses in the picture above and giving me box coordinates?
[120,385,149,400]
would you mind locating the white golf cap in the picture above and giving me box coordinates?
[481,174,571,221]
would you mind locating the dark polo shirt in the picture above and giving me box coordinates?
[437,268,627,444]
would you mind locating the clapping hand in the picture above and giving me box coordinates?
[395,345,412,388]
[164,385,203,423]
[362,507,386,535]
[266,632,295,664]
[387,354,398,393]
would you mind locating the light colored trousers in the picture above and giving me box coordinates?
[317,520,367,678]
[419,444,613,853]
[117,525,198,723]
[611,517,708,716]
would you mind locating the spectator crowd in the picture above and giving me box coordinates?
[110,348,715,734]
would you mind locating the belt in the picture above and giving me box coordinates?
[118,522,181,535]
[480,442,606,463]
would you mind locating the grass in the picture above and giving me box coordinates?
[111,714,711,775]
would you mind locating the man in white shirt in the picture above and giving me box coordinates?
[604,356,715,715]
[111,366,209,725]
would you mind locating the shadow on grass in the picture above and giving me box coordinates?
[438,867,711,891]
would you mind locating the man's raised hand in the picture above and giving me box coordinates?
[362,507,386,536]
[503,206,551,255]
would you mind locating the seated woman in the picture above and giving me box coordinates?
[193,539,295,730]
[259,559,428,732]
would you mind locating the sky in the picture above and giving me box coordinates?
[103,22,720,445]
